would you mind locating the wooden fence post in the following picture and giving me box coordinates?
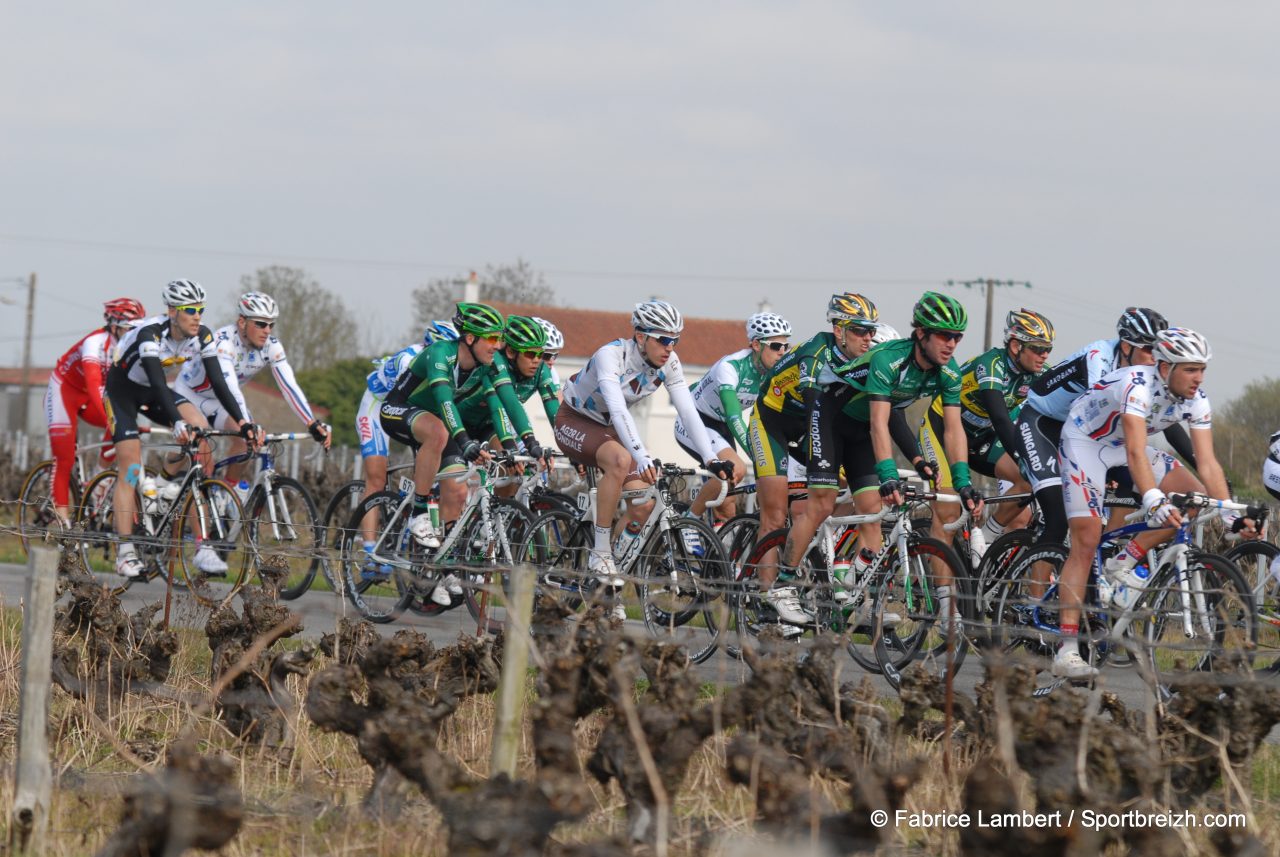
[10,546,57,853]
[490,563,535,777]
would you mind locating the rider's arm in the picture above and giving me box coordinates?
[975,388,1022,465]
[888,408,923,463]
[668,375,718,464]
[941,404,972,487]
[141,354,186,425]
[717,385,751,450]
[598,373,652,467]
[1122,413,1160,495]
[868,398,896,478]
[1190,426,1231,499]
[209,336,251,424]
[80,337,110,427]
[538,364,561,422]
[1162,423,1199,471]
[491,367,536,440]
[266,341,317,426]
[484,378,520,450]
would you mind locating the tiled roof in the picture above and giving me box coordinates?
[0,367,53,385]
[489,302,748,369]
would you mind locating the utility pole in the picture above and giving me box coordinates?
[17,272,36,435]
[945,277,1032,350]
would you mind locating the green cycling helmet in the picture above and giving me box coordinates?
[503,315,548,353]
[453,302,506,336]
[912,291,968,332]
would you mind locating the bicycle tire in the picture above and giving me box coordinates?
[245,475,323,600]
[1224,539,1280,674]
[337,491,416,622]
[18,459,80,555]
[972,527,1037,649]
[716,513,759,661]
[874,536,974,691]
[638,516,728,664]
[320,479,372,592]
[173,478,249,606]
[463,498,536,635]
[516,508,591,612]
[73,468,122,573]
[1133,550,1256,690]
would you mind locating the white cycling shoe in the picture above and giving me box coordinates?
[1051,648,1099,680]
[409,513,441,549]
[429,572,463,607]
[116,553,145,579]
[765,586,812,626]
[193,546,229,576]
[609,603,627,622]
[588,551,625,589]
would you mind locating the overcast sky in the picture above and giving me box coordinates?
[2,2,1276,403]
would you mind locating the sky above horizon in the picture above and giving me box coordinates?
[2,2,1276,404]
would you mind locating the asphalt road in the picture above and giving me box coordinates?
[4,559,1276,742]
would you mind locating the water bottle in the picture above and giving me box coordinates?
[968,527,988,569]
[428,498,440,531]
[1111,564,1150,610]
[612,520,642,564]
[831,556,853,588]
[139,475,159,514]
[235,479,251,502]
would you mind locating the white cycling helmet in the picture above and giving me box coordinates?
[162,279,206,307]
[871,323,901,346]
[532,316,564,351]
[745,312,791,341]
[1153,327,1212,365]
[237,291,279,320]
[631,299,684,335]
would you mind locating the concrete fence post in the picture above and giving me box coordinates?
[10,546,57,853]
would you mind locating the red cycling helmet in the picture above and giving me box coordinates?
[104,297,146,323]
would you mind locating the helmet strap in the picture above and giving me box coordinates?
[912,329,943,369]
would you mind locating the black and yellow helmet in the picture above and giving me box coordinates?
[1004,308,1055,345]
[826,293,879,325]
[912,291,968,332]
[453,302,506,337]
[503,315,548,353]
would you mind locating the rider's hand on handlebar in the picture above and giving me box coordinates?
[637,457,659,485]
[308,419,332,450]
[1143,488,1181,528]
[239,421,264,451]
[171,419,192,445]
[958,484,984,515]
[460,438,491,465]
[879,478,904,507]
[913,458,939,483]
[706,459,736,482]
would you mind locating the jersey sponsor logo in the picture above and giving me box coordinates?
[358,416,373,441]
[381,405,409,417]
[554,423,586,452]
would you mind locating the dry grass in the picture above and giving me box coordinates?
[1,593,1280,856]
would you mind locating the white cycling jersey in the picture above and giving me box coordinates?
[562,337,717,467]
[366,343,423,399]
[174,324,314,425]
[1023,337,1120,421]
[1064,363,1211,447]
[113,315,218,386]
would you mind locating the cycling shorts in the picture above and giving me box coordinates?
[747,401,806,480]
[1014,405,1064,492]
[917,407,1003,488]
[553,406,642,481]
[172,382,240,432]
[674,412,734,465]
[104,369,187,443]
[1059,432,1178,520]
[357,389,390,459]
[806,399,878,492]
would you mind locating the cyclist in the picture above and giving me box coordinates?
[786,291,983,629]
[379,302,510,606]
[531,316,565,390]
[1014,308,1198,597]
[555,300,733,619]
[919,309,1054,563]
[105,280,259,578]
[483,315,559,450]
[354,321,457,566]
[45,297,147,522]
[173,291,332,496]
[1054,327,1233,679]
[746,294,882,625]
[675,311,792,521]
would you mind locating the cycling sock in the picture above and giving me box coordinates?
[981,516,1006,542]
[412,493,431,514]
[1059,623,1079,652]
[594,524,611,554]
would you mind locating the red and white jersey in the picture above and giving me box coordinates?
[1064,364,1212,448]
[53,328,114,392]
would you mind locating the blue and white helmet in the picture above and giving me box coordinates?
[745,312,791,341]
[423,320,459,345]
[631,299,684,335]
[532,317,564,352]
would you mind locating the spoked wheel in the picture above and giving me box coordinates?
[1224,540,1280,674]
[638,516,729,664]
[73,469,122,574]
[462,498,536,635]
[17,460,79,555]
[245,476,323,600]
[716,514,759,661]
[337,491,414,623]
[874,536,975,691]
[174,478,250,607]
[972,528,1037,650]
[516,509,592,613]
[1133,551,1256,695]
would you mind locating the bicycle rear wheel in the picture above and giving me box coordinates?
[73,469,122,573]
[1224,540,1280,674]
[639,516,728,664]
[18,459,80,555]
[972,528,1037,650]
[320,479,367,591]
[462,498,535,635]
[516,509,590,612]
[338,491,413,623]
[245,476,323,600]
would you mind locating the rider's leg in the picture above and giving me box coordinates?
[360,454,388,544]
[112,438,143,543]
[753,474,790,589]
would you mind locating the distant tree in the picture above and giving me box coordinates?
[1212,377,1280,500]
[407,259,557,338]
[239,266,360,372]
[293,357,374,448]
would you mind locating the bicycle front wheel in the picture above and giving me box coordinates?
[245,476,323,600]
[461,498,535,636]
[319,479,367,592]
[1224,540,1280,674]
[338,491,413,623]
[1133,551,1256,689]
[516,509,590,612]
[638,516,728,664]
[174,479,249,606]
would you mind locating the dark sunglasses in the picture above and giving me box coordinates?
[927,329,964,342]
[250,319,276,330]
[841,323,877,337]
[175,304,205,316]
[1024,343,1052,356]
[763,341,790,352]
[648,333,679,347]
[541,351,558,362]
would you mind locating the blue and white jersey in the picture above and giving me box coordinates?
[1064,364,1211,448]
[174,324,314,425]
[366,343,424,399]
[562,338,690,423]
[1024,337,1120,421]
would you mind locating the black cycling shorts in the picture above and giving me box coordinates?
[1014,405,1064,491]
[104,368,188,443]
[807,388,878,492]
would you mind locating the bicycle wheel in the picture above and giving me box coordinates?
[972,528,1037,650]
[337,491,414,623]
[17,459,79,554]
[516,509,590,612]
[638,516,728,664]
[174,478,250,606]
[1224,540,1280,674]
[244,476,324,600]
[74,469,122,573]
[1133,551,1256,689]
[527,489,579,517]
[874,536,974,691]
[716,514,759,660]
[462,498,536,635]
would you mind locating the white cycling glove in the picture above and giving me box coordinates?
[1142,488,1176,526]
[171,419,191,444]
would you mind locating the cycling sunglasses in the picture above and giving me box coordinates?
[477,333,504,345]
[647,333,680,347]
[840,323,877,337]
[174,304,206,316]
[249,319,275,330]
[1024,343,1052,356]
[926,329,964,342]
[541,351,558,362]
[762,341,790,352]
